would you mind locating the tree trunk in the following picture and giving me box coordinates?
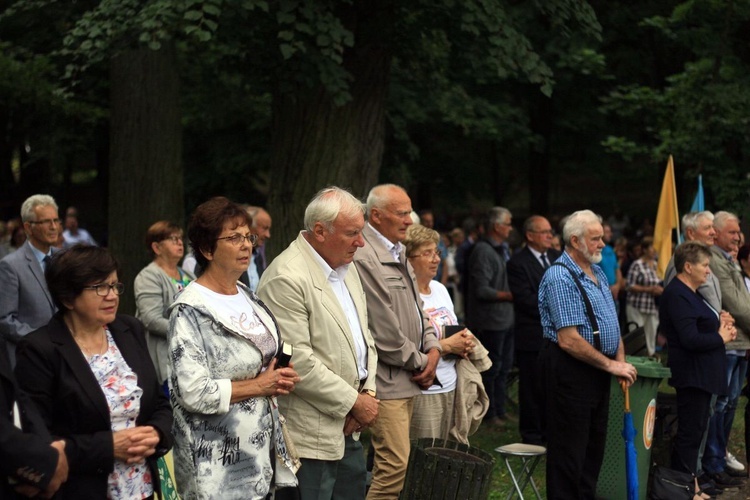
[109,44,182,315]
[266,3,392,258]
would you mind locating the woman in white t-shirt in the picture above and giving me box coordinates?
[405,224,476,440]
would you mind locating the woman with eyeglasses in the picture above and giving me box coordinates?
[168,197,300,500]
[404,224,489,443]
[15,244,173,498]
[134,221,195,392]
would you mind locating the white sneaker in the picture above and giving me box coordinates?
[727,452,746,472]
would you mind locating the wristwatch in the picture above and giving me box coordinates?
[361,389,377,398]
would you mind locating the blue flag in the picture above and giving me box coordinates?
[690,175,704,212]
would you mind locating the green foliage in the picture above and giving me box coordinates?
[602,0,750,215]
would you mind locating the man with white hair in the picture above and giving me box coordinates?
[664,211,722,310]
[353,184,441,499]
[258,187,378,499]
[538,209,637,498]
[0,194,60,366]
[701,211,750,487]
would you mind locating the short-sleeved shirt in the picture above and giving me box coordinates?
[626,259,660,315]
[539,251,620,357]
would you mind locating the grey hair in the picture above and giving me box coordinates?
[304,187,364,232]
[245,206,268,228]
[488,206,512,230]
[522,215,546,235]
[562,210,602,246]
[366,184,406,216]
[682,211,714,233]
[713,210,739,230]
[21,194,58,222]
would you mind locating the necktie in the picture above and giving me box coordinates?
[540,253,549,269]
[43,255,51,272]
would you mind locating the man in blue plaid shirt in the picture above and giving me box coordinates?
[538,210,638,499]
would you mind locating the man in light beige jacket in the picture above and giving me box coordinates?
[353,184,441,499]
[258,187,378,500]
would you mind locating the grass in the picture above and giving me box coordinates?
[363,362,750,499]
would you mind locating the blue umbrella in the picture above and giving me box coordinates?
[622,383,639,500]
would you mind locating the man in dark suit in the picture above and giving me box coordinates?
[508,215,560,444]
[0,194,60,366]
[239,205,272,291]
[1,339,68,498]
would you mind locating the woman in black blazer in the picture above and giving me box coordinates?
[660,241,735,482]
[15,245,173,499]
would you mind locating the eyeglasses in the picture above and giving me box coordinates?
[163,236,183,244]
[216,233,258,246]
[83,282,125,297]
[529,229,554,235]
[409,249,442,259]
[29,218,61,227]
[387,208,413,219]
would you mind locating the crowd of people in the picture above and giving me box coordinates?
[1,189,749,499]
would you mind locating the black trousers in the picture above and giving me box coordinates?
[516,349,544,445]
[540,342,610,500]
[672,386,712,475]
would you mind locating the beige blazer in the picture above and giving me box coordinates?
[257,232,377,460]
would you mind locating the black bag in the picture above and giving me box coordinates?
[650,465,695,499]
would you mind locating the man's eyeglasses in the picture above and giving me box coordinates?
[29,218,61,227]
[216,233,258,246]
[386,208,412,219]
[529,229,554,235]
[409,249,442,259]
[83,282,125,297]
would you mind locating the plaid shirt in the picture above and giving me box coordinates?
[539,251,620,357]
[626,259,660,315]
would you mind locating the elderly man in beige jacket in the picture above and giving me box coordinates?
[353,184,441,499]
[258,187,379,500]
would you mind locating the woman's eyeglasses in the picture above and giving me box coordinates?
[216,233,259,247]
[409,249,442,259]
[83,282,125,296]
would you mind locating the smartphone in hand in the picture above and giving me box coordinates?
[275,340,293,368]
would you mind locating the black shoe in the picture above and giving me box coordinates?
[697,475,723,494]
[706,470,744,488]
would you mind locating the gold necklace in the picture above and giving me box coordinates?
[66,320,107,357]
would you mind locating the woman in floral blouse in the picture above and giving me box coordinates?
[15,245,173,499]
[168,197,300,500]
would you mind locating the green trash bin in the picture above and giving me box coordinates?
[597,355,671,500]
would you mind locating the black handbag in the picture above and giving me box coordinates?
[650,465,695,499]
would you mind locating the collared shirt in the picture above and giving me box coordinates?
[302,236,368,380]
[626,258,660,315]
[247,252,260,292]
[528,246,549,269]
[539,251,620,357]
[28,243,52,272]
[367,222,403,262]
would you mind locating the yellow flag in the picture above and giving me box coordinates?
[654,156,680,279]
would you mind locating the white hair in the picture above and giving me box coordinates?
[682,211,714,233]
[713,210,739,230]
[365,184,406,216]
[20,194,58,222]
[304,187,364,232]
[562,209,602,246]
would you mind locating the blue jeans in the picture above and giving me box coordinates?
[478,328,514,419]
[703,354,748,474]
